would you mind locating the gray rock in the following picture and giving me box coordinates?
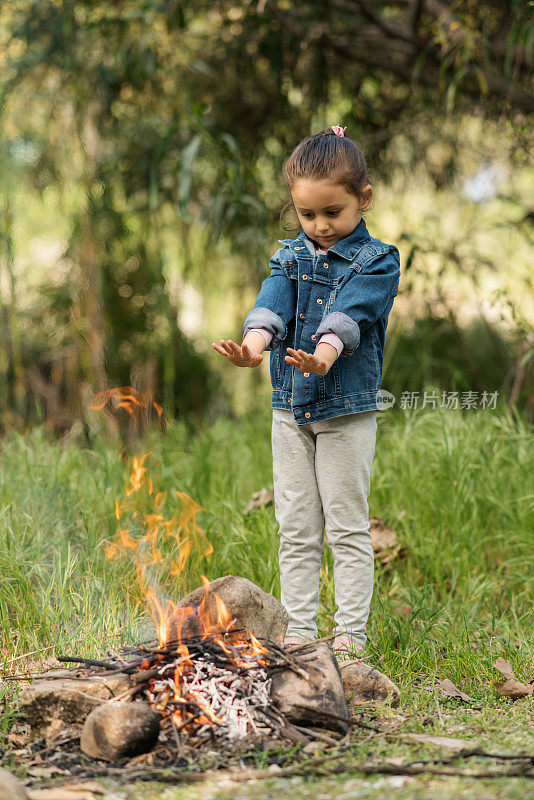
[0,768,28,800]
[21,674,131,744]
[172,575,288,644]
[80,701,160,762]
[270,643,349,734]
[340,660,401,707]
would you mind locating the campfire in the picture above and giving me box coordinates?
[53,578,348,755]
[17,389,360,765]
[21,575,351,763]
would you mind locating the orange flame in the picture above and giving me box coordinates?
[126,454,148,496]
[146,586,172,648]
[96,387,269,736]
[91,386,163,424]
[104,448,214,635]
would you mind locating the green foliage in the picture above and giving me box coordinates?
[0,406,532,683]
[1,408,533,793]
[0,1,532,431]
[383,315,533,410]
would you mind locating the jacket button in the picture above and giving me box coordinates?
[311,334,316,340]
[299,313,304,319]
[317,298,323,304]
[305,411,311,418]
[323,262,329,268]
[304,372,310,377]
[295,246,302,250]
[302,274,308,280]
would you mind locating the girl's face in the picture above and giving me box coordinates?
[291,179,372,249]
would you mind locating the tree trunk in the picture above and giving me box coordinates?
[78,102,107,392]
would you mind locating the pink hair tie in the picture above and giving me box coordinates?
[331,125,347,137]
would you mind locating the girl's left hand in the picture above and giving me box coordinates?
[285,347,329,376]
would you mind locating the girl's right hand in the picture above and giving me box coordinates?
[212,339,264,368]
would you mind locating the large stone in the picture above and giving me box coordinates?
[0,769,28,800]
[270,643,349,734]
[21,674,131,744]
[340,660,401,707]
[172,575,288,644]
[80,702,160,762]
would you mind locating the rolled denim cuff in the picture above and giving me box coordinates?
[243,307,286,350]
[315,311,360,357]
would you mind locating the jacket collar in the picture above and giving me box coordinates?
[278,218,371,261]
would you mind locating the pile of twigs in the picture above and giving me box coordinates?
[57,631,315,745]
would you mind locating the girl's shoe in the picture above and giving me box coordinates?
[333,633,364,663]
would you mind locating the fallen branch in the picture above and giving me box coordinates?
[73,755,533,784]
[57,657,122,671]
[354,762,534,779]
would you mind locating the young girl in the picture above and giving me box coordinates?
[212,127,400,659]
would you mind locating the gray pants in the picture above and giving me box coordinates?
[272,408,378,646]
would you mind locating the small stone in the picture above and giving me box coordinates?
[173,575,288,644]
[270,643,349,734]
[80,702,160,762]
[0,768,28,800]
[302,741,323,756]
[21,674,131,744]
[340,661,400,707]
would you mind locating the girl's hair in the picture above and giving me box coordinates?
[283,128,370,199]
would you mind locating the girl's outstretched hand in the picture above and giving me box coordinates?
[212,339,263,368]
[285,347,330,376]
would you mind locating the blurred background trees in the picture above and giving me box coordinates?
[0,0,532,434]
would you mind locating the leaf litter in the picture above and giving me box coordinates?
[492,657,534,700]
[242,488,273,514]
[437,678,476,703]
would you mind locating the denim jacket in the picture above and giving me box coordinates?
[243,218,400,425]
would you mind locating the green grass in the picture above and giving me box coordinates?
[0,401,533,797]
